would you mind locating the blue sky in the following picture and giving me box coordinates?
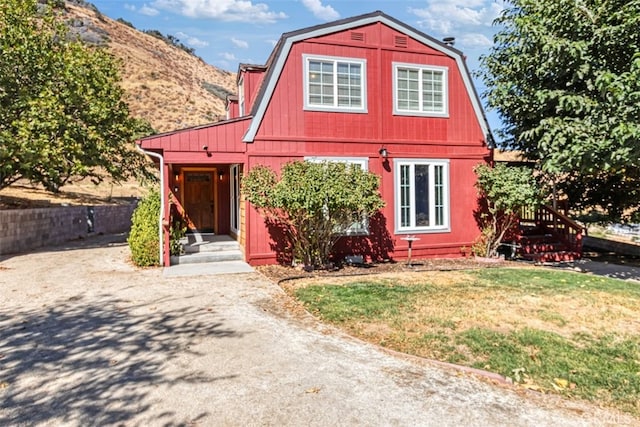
[90,0,506,133]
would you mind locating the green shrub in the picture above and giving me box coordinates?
[128,190,160,266]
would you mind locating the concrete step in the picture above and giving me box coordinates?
[164,260,254,277]
[170,249,243,265]
[183,240,241,254]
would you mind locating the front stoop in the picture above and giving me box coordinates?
[170,234,244,265]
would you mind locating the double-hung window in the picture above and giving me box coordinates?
[305,157,369,235]
[304,55,367,112]
[393,62,448,117]
[395,159,450,233]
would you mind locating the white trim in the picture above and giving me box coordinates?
[393,158,451,234]
[230,164,241,236]
[238,76,245,117]
[302,54,367,113]
[392,62,449,117]
[242,14,491,143]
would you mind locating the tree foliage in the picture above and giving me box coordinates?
[479,0,640,219]
[243,161,385,269]
[0,0,154,192]
[474,164,540,258]
[128,189,160,267]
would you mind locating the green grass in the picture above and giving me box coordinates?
[292,268,640,416]
[295,281,421,322]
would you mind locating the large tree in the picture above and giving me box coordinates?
[0,0,153,192]
[479,0,640,220]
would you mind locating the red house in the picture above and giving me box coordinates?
[137,11,493,267]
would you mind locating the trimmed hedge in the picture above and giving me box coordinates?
[128,190,160,266]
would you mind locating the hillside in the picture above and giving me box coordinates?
[0,1,238,208]
[64,1,237,133]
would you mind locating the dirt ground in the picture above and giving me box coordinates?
[1,234,637,426]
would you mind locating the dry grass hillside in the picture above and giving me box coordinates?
[66,1,237,133]
[0,1,239,208]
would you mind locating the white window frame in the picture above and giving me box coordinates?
[392,62,448,117]
[394,159,450,233]
[305,156,370,235]
[230,164,241,236]
[303,54,367,113]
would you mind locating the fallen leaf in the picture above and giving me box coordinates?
[305,387,321,394]
[553,378,569,391]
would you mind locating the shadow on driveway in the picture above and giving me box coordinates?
[0,294,239,426]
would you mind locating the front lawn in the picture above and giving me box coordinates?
[285,268,640,416]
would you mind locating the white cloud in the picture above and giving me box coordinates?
[220,52,238,61]
[140,4,160,16]
[409,0,504,34]
[152,0,287,23]
[265,39,278,47]
[176,31,209,48]
[231,37,249,49]
[301,0,339,21]
[124,4,136,11]
[457,33,493,48]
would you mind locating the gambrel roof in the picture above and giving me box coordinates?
[242,10,493,145]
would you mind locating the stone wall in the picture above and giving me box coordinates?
[0,202,137,255]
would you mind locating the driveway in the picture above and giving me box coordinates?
[0,235,635,426]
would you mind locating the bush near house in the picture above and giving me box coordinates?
[473,164,540,257]
[243,161,385,269]
[128,190,160,266]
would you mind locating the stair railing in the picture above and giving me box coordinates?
[520,204,586,255]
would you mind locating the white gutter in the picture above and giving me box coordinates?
[136,145,165,266]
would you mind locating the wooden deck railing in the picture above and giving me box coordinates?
[519,204,586,254]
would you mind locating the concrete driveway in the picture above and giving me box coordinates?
[0,235,635,426]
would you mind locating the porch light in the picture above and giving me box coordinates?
[218,170,224,181]
[378,147,388,158]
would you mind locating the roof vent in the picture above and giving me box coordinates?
[351,31,365,42]
[443,37,455,46]
[394,35,408,48]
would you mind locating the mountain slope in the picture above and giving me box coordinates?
[65,2,237,133]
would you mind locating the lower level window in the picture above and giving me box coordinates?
[305,156,369,235]
[395,159,449,232]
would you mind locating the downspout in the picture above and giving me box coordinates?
[136,144,165,267]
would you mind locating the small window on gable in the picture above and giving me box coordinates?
[305,156,370,235]
[393,62,448,117]
[303,54,367,113]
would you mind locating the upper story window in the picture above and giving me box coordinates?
[393,62,448,117]
[303,54,367,113]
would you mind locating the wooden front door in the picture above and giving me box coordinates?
[184,172,215,232]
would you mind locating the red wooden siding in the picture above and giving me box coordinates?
[138,13,493,267]
[139,118,250,163]
[241,68,267,115]
[254,22,485,146]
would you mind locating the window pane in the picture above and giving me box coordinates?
[434,165,444,226]
[414,165,430,227]
[400,165,411,227]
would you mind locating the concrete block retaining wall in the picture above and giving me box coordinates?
[0,202,137,255]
